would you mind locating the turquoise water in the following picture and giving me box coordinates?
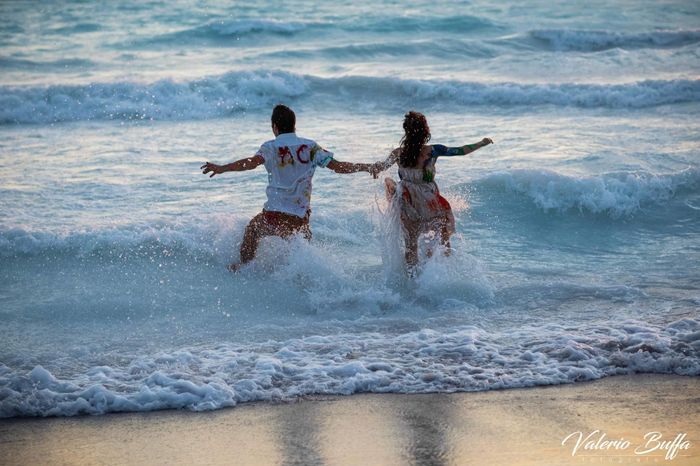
[0,0,698,416]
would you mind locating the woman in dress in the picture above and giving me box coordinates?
[371,111,493,273]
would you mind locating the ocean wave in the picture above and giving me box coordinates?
[528,28,700,52]
[47,22,102,35]
[1,317,697,417]
[0,56,96,71]
[2,71,699,124]
[0,70,307,124]
[312,75,700,109]
[472,167,700,218]
[125,15,497,47]
[141,19,314,45]
[115,18,331,49]
[0,225,213,259]
[3,168,698,257]
[355,14,499,34]
[253,38,496,61]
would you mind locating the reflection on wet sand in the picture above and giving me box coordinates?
[1,375,699,466]
[272,400,324,466]
[389,393,454,466]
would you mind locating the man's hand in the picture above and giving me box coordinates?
[201,162,224,177]
[327,160,372,175]
[481,137,494,146]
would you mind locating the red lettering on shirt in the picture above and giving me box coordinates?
[278,146,293,166]
[295,144,310,164]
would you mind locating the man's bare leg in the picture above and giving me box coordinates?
[229,212,309,272]
[229,215,265,272]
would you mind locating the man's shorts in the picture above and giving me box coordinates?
[247,210,312,240]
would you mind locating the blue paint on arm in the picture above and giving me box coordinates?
[432,144,465,157]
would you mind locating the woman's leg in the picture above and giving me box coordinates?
[403,223,419,268]
[434,194,454,256]
[384,177,397,202]
[439,220,452,256]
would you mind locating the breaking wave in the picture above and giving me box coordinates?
[2,71,698,124]
[471,167,700,218]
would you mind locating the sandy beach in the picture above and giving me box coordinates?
[1,374,698,465]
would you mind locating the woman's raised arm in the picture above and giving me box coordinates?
[432,138,493,157]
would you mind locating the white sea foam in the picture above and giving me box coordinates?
[1,317,697,417]
[2,73,698,124]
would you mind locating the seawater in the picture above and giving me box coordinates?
[0,0,698,417]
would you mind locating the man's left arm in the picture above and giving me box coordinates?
[311,142,372,175]
[326,159,372,174]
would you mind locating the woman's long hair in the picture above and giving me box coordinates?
[399,111,431,168]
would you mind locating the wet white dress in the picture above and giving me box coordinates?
[394,155,455,236]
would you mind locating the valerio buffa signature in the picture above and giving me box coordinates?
[562,430,691,460]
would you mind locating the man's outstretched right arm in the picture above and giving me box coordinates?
[201,155,264,177]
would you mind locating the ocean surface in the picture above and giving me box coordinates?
[0,0,698,417]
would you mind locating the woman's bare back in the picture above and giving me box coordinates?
[393,145,433,168]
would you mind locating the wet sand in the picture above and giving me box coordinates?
[1,374,698,465]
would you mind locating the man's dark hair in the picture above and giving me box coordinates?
[271,104,296,134]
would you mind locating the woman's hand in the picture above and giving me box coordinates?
[201,162,224,177]
[481,137,494,146]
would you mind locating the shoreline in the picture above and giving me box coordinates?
[1,374,698,465]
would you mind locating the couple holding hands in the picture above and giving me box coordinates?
[201,104,493,274]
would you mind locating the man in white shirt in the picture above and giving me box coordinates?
[201,104,373,271]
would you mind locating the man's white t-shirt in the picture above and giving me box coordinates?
[255,132,334,218]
